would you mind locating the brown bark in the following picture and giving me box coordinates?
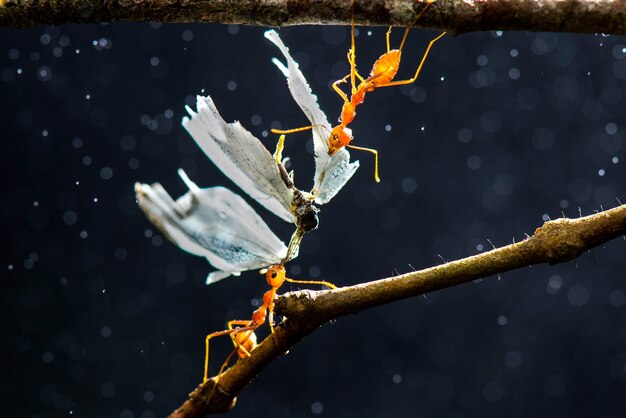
[1,0,626,35]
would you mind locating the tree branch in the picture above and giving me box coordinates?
[169,203,626,417]
[1,0,626,35]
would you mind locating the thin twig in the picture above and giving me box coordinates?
[1,0,626,35]
[169,203,626,416]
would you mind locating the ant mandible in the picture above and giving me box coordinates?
[273,1,446,182]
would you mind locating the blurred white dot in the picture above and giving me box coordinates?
[392,374,402,384]
[63,211,77,225]
[182,30,194,41]
[483,381,503,402]
[401,177,417,194]
[311,401,324,415]
[504,350,522,368]
[143,390,154,402]
[42,351,54,363]
[93,198,98,203]
[145,229,153,238]
[100,166,113,180]
[510,48,519,57]
[227,80,237,91]
[290,264,301,275]
[80,230,88,239]
[476,55,488,66]
[119,411,134,418]
[559,199,569,209]
[497,315,508,326]
[476,243,484,251]
[457,128,472,143]
[546,275,563,295]
[542,213,550,221]
[508,68,520,80]
[150,57,159,66]
[101,326,112,337]
[598,169,605,176]
[85,93,91,100]
[72,137,83,148]
[82,156,92,166]
[612,156,619,164]
[227,24,239,34]
[467,155,482,170]
[42,130,48,137]
[309,265,321,278]
[605,122,618,134]
[609,290,625,307]
[33,201,39,207]
[114,248,127,261]
[568,284,590,307]
[36,66,52,81]
[385,124,392,132]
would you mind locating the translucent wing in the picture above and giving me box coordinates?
[135,170,288,284]
[264,30,360,205]
[182,95,295,223]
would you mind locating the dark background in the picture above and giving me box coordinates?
[2,20,626,418]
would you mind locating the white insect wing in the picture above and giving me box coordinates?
[182,95,295,223]
[264,30,360,205]
[135,170,288,284]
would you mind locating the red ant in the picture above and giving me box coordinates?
[273,1,445,182]
[203,264,335,383]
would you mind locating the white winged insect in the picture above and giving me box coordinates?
[135,169,288,284]
[181,31,359,262]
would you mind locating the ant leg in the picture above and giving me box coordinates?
[285,277,337,289]
[374,32,446,88]
[398,2,433,51]
[347,144,380,183]
[346,51,366,85]
[350,0,357,92]
[205,347,239,405]
[204,325,247,382]
[386,26,393,52]
[271,125,314,135]
[332,74,351,103]
[273,134,286,164]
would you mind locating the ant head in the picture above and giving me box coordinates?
[328,126,352,155]
[266,264,286,288]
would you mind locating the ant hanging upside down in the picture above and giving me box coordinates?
[273,1,446,182]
